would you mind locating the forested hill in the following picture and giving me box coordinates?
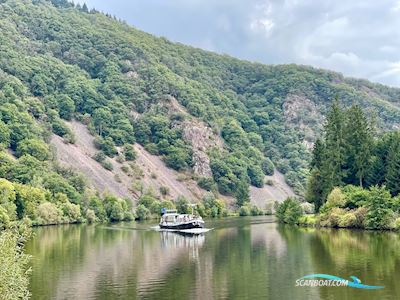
[1,0,400,217]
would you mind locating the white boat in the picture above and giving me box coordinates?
[159,209,204,230]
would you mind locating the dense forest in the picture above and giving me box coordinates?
[277,101,400,230]
[0,0,400,231]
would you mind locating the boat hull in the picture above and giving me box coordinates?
[159,221,204,230]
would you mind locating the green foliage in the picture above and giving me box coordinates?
[197,177,216,191]
[365,186,395,230]
[201,193,226,217]
[0,225,31,300]
[16,138,50,161]
[321,187,346,212]
[239,205,251,216]
[124,145,137,161]
[37,202,60,225]
[275,197,303,225]
[176,196,190,214]
[103,195,132,222]
[261,158,274,176]
[136,204,151,220]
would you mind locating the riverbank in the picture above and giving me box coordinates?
[277,191,400,231]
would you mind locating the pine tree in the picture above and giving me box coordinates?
[343,105,373,187]
[307,138,326,211]
[82,3,89,13]
[385,134,400,196]
[320,98,346,198]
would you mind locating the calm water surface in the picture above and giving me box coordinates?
[26,216,400,300]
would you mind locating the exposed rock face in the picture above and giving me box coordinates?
[165,96,224,178]
[283,94,323,147]
[181,121,216,177]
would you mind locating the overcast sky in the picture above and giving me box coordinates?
[76,0,400,87]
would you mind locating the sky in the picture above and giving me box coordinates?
[76,0,400,87]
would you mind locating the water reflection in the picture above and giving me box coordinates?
[26,217,400,300]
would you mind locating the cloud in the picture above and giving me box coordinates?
[77,0,400,87]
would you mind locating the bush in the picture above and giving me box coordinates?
[339,212,358,228]
[159,186,169,196]
[197,177,216,191]
[37,202,60,225]
[342,185,370,209]
[136,204,151,220]
[176,196,190,214]
[354,207,367,227]
[101,160,113,171]
[275,197,303,225]
[321,187,346,212]
[300,202,315,214]
[85,209,96,223]
[139,194,157,208]
[298,215,316,226]
[239,205,251,216]
[60,202,81,223]
[250,205,264,216]
[319,208,346,227]
[124,145,137,161]
[0,226,32,299]
[365,186,395,230]
[93,152,106,163]
[16,139,50,161]
[262,158,274,176]
[394,218,400,230]
[0,206,10,230]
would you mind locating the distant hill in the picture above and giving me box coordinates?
[0,0,399,211]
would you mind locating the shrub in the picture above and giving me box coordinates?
[339,212,358,228]
[124,145,137,161]
[37,202,60,225]
[101,160,113,171]
[365,186,395,230]
[159,186,169,196]
[176,196,190,214]
[275,197,303,225]
[250,205,264,216]
[239,205,251,216]
[16,139,50,161]
[354,207,367,227]
[60,202,81,223]
[300,202,315,214]
[0,226,32,299]
[298,215,316,226]
[0,206,10,230]
[262,158,274,176]
[109,202,124,221]
[136,204,151,220]
[342,185,370,209]
[93,152,106,163]
[320,208,346,227]
[394,218,400,230]
[321,187,346,212]
[139,194,157,208]
[265,179,274,186]
[197,177,216,191]
[85,209,96,223]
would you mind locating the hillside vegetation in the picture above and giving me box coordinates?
[1,0,400,226]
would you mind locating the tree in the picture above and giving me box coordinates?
[16,139,50,161]
[344,105,373,187]
[235,180,250,207]
[365,186,394,230]
[385,136,400,196]
[58,94,75,120]
[275,197,303,224]
[320,99,346,198]
[0,121,10,148]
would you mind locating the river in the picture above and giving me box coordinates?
[26,216,399,299]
